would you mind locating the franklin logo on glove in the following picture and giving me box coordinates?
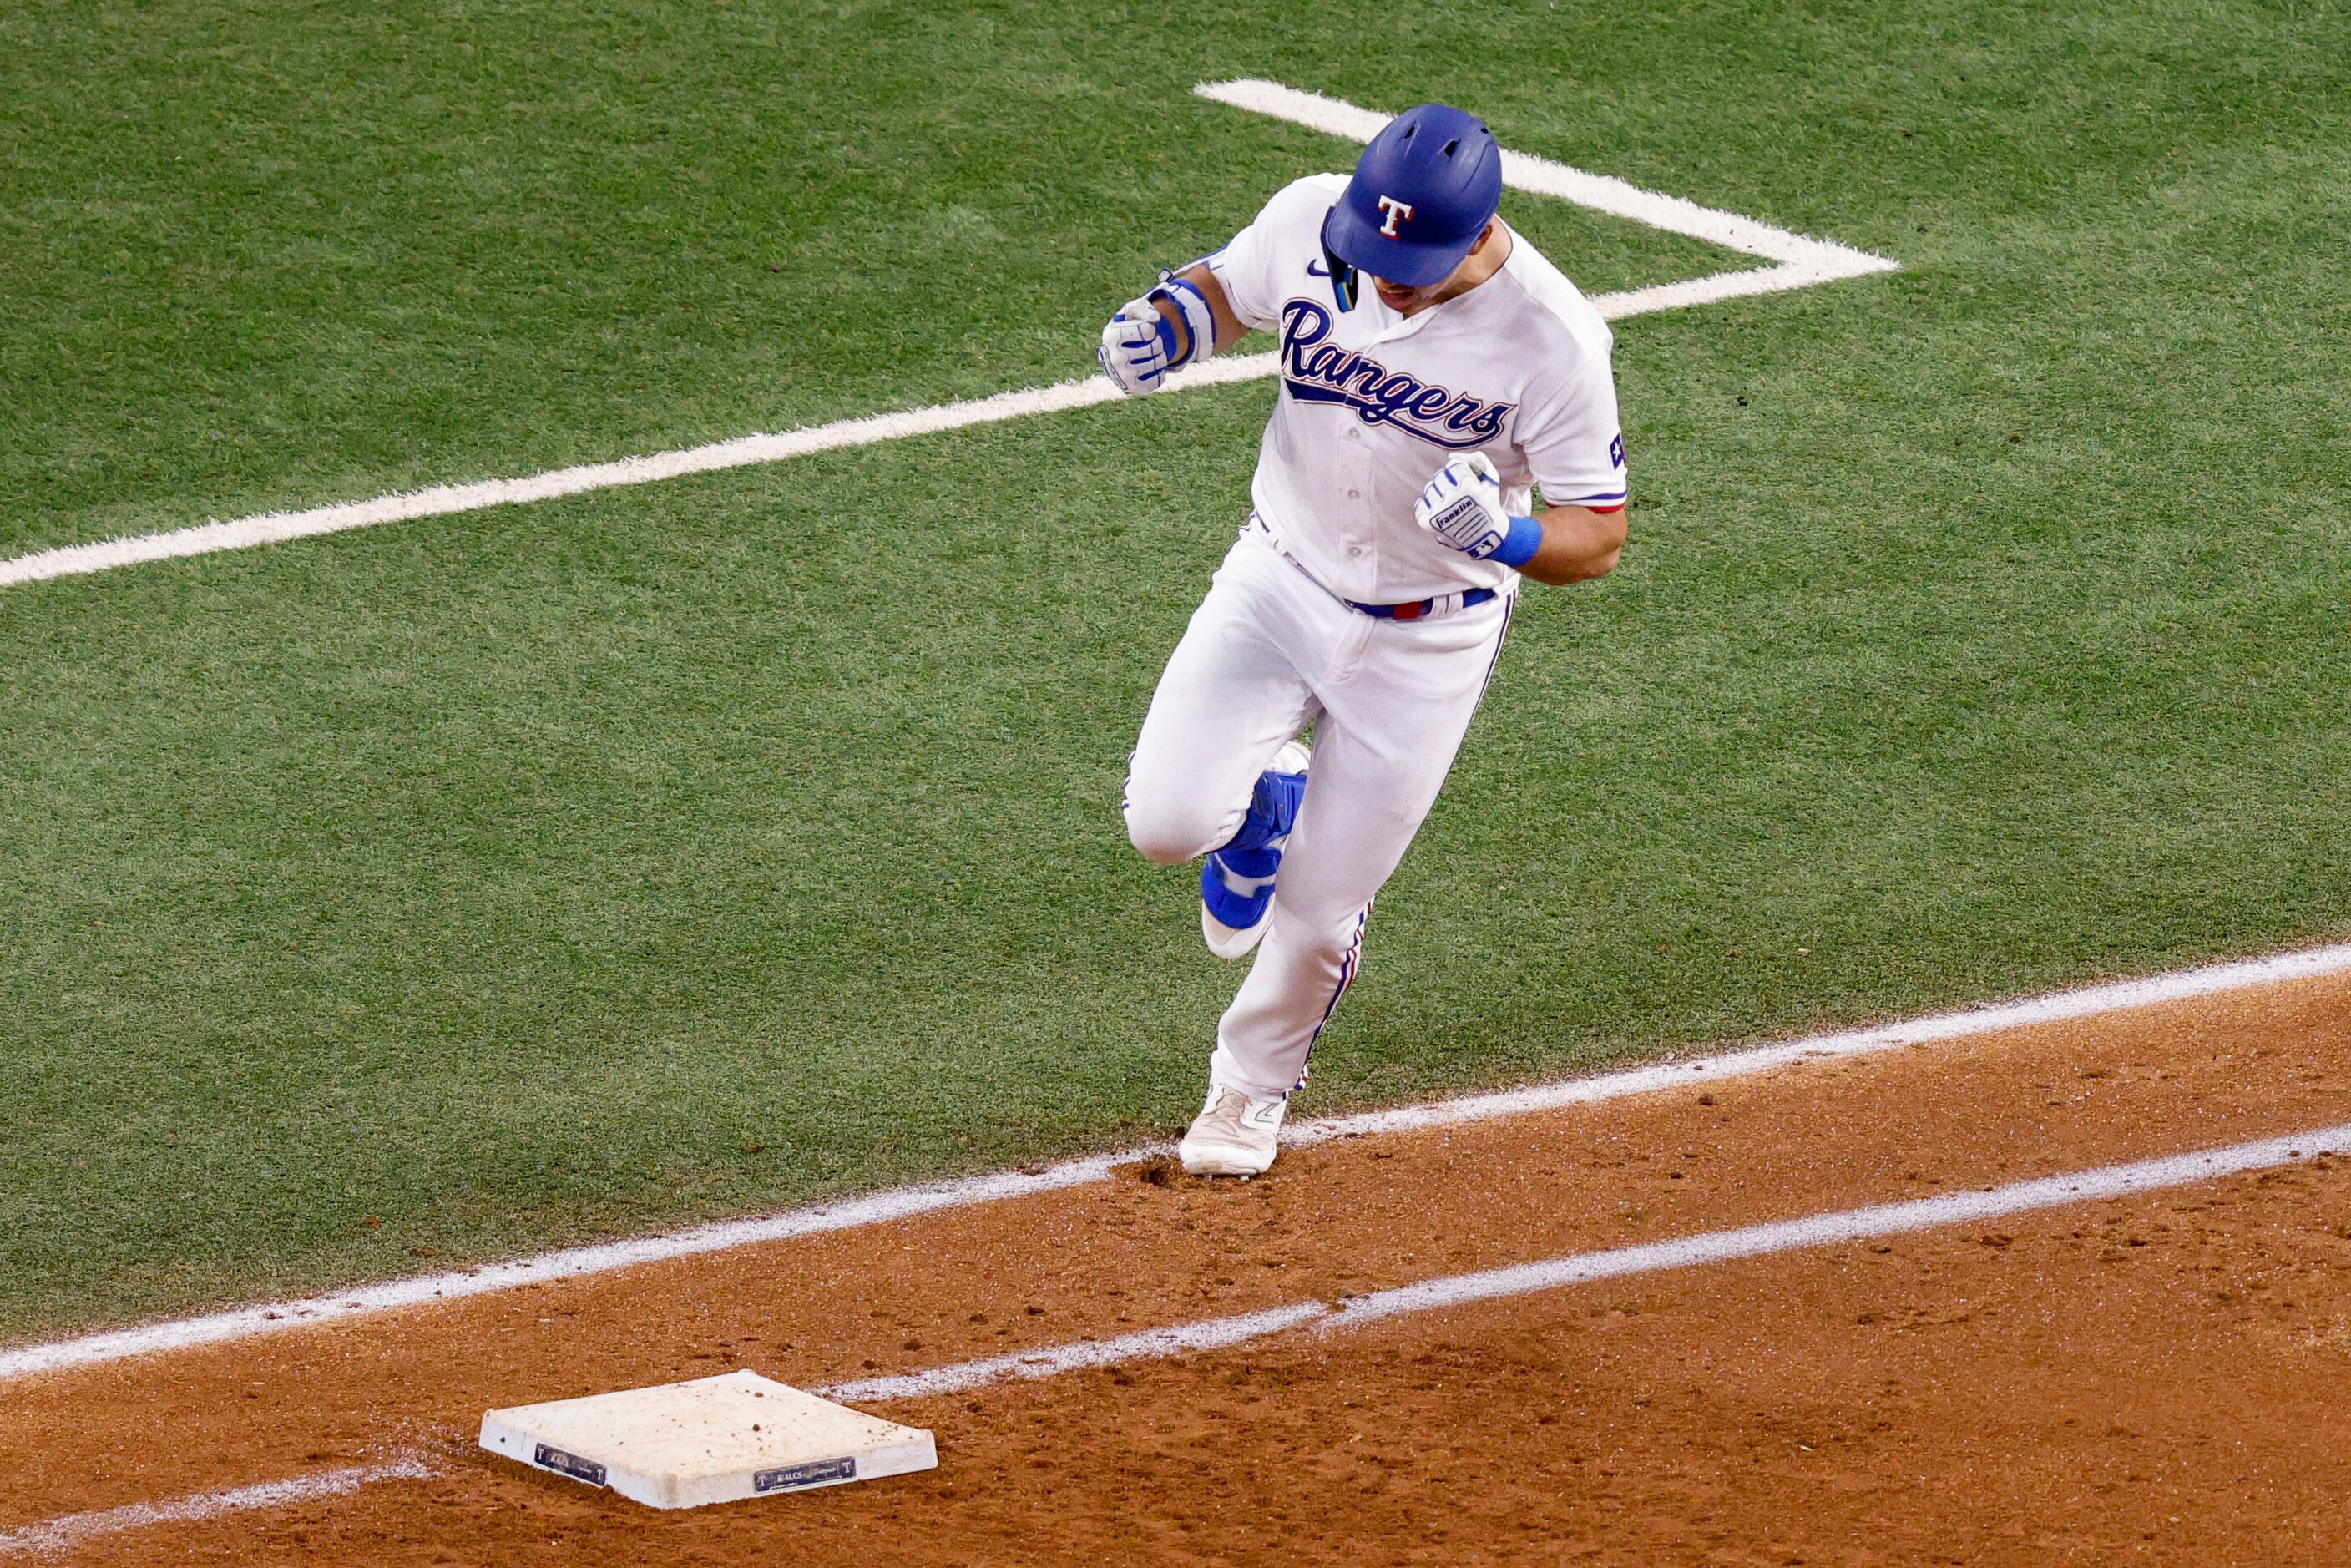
[1416,453,1545,568]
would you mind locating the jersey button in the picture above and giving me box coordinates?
[1347,489,1362,500]
[1348,545,1367,559]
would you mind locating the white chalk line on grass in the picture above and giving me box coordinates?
[0,357,1256,591]
[2,938,2345,1385]
[1193,78,1898,282]
[0,79,1894,592]
[0,1457,432,1558]
[822,1120,2351,1402]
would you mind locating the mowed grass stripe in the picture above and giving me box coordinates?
[0,8,1750,559]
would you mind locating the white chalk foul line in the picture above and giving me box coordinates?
[0,1155,1126,1382]
[822,1121,2351,1403]
[0,81,1894,592]
[1,938,2345,1386]
[1287,936,2351,1146]
[0,1458,432,1558]
[9,1123,2333,1555]
[820,1302,1334,1406]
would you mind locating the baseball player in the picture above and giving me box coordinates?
[1101,104,1629,1176]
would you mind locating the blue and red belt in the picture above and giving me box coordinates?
[1250,513,1502,622]
[1342,588,1497,621]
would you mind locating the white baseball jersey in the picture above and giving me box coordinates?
[1207,173,1629,604]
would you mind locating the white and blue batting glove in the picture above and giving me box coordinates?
[1415,453,1543,567]
[1099,296,1170,397]
[1097,275,1216,398]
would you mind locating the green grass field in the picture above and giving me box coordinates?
[3,0,2346,1342]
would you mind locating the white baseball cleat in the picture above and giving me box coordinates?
[1199,741,1312,960]
[1201,889,1277,962]
[1179,1084,1288,1176]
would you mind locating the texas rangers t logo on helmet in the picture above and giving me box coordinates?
[1376,195,1415,237]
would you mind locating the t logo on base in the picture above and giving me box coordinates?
[1377,195,1414,236]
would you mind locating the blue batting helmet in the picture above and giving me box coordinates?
[1320,104,1503,299]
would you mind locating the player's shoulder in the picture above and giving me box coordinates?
[1252,172,1351,230]
[1492,227,1615,361]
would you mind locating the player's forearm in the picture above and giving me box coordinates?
[1150,265,1248,359]
[1518,503,1626,586]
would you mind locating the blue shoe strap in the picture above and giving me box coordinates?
[1223,766,1307,855]
[1214,842,1281,878]
[1206,854,1278,901]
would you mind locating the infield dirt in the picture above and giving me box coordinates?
[6,971,2349,1565]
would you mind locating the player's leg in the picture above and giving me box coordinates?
[1122,530,1320,870]
[1206,594,1516,1110]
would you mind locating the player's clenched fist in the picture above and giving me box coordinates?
[1414,453,1514,558]
[1099,276,1218,397]
[1099,297,1171,397]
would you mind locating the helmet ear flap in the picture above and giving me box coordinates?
[1322,234,1359,311]
[1318,207,1360,311]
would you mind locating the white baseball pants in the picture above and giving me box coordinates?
[1124,523,1514,1102]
